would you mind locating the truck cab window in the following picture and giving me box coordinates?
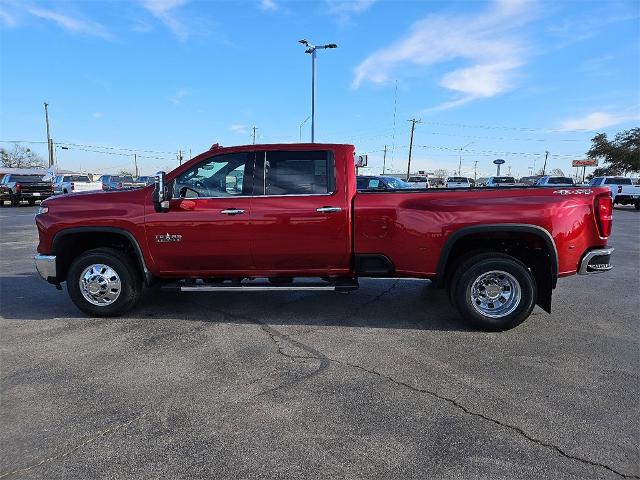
[256,150,333,195]
[174,152,254,198]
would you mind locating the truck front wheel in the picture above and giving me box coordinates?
[450,253,536,331]
[67,248,142,317]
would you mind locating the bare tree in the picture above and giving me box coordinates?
[432,168,448,179]
[117,169,135,176]
[0,144,45,168]
[550,168,565,176]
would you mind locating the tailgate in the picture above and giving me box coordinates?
[21,183,52,193]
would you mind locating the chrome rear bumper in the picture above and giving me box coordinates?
[578,247,614,275]
[34,254,57,282]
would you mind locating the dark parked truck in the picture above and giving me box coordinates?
[0,174,53,206]
[34,143,614,331]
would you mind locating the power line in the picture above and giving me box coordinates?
[0,139,177,155]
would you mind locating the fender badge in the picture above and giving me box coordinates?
[156,233,182,243]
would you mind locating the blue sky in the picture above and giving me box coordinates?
[0,0,638,178]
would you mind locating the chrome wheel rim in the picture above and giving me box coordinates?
[470,270,521,318]
[79,264,122,306]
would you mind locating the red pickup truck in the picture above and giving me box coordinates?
[34,143,614,331]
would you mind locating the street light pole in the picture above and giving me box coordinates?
[299,39,337,143]
[458,142,473,175]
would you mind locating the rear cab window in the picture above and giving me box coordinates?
[547,177,574,184]
[604,177,632,185]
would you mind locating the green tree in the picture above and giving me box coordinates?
[588,128,640,176]
[0,143,45,168]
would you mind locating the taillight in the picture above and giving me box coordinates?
[595,194,613,237]
[71,182,75,190]
[15,183,21,192]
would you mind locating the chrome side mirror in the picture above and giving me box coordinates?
[152,171,170,212]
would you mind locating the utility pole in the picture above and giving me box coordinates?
[252,127,258,145]
[542,150,549,175]
[474,160,478,181]
[508,165,512,176]
[134,154,139,178]
[177,150,183,165]
[382,144,388,174]
[407,118,421,179]
[43,102,53,167]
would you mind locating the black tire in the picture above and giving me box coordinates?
[67,248,142,317]
[635,200,639,211]
[10,193,19,207]
[28,198,36,206]
[450,253,536,331]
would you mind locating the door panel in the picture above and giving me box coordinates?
[250,150,350,273]
[145,151,255,275]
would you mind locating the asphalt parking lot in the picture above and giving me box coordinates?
[0,205,638,480]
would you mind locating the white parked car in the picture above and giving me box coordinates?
[53,174,102,195]
[534,176,575,187]
[485,176,517,187]
[589,176,640,209]
[445,176,471,188]
[407,176,430,188]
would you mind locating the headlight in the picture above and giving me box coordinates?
[36,206,49,216]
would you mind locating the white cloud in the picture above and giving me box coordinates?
[352,0,534,110]
[93,112,104,119]
[169,88,189,105]
[559,111,638,131]
[0,9,16,27]
[260,0,278,11]
[27,7,113,39]
[230,124,248,135]
[140,0,189,40]
[326,0,375,21]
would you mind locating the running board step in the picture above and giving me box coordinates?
[164,279,359,292]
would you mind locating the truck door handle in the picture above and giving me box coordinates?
[316,206,342,213]
[220,208,245,215]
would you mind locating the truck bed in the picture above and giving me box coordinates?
[353,186,609,278]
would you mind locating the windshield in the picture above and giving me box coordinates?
[408,176,428,182]
[447,177,468,183]
[384,177,411,189]
[10,175,44,182]
[63,175,90,182]
[547,177,574,184]
[492,177,516,184]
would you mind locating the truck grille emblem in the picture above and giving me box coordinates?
[155,233,182,243]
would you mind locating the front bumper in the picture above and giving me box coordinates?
[578,247,614,275]
[34,254,57,283]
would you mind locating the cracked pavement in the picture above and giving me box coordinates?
[1,206,638,479]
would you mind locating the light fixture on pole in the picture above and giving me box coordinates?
[298,39,337,143]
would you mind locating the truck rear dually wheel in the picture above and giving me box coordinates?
[67,248,142,317]
[450,253,536,331]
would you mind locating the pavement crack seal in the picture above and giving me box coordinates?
[0,412,147,479]
[328,359,639,479]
